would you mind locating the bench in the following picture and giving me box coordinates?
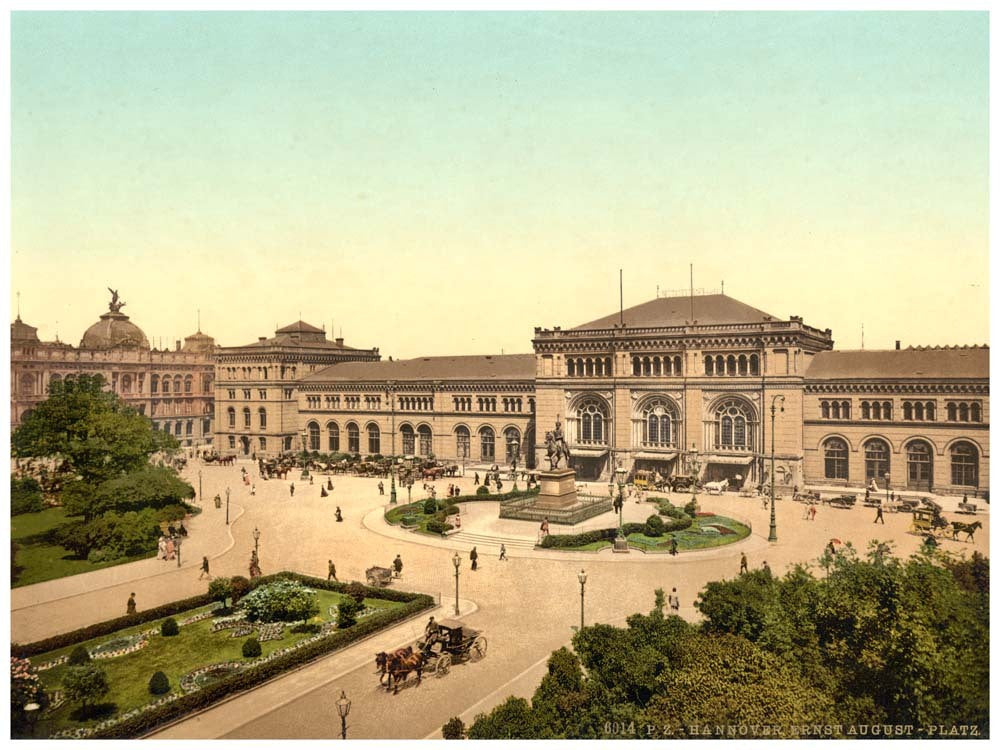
[957,502,978,515]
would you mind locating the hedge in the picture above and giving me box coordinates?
[539,521,696,549]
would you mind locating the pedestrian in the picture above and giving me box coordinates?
[290,482,295,497]
[158,535,168,560]
[739,552,748,574]
[874,504,885,524]
[495,478,503,493]
[335,506,343,522]
[178,522,188,537]
[327,559,337,581]
[809,505,817,521]
[762,560,772,576]
[454,513,462,529]
[761,494,769,509]
[393,554,403,578]
[499,544,507,561]
[199,556,211,580]
[165,536,175,560]
[328,478,334,491]
[127,592,137,615]
[483,475,491,489]
[890,491,895,502]
[470,546,479,571]
[321,486,328,497]
[825,541,836,557]
[310,475,314,485]
[474,472,480,486]
[669,536,678,556]
[668,587,680,613]
[378,480,384,495]
[865,488,871,503]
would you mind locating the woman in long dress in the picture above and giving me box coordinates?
[158,536,168,560]
[165,536,175,560]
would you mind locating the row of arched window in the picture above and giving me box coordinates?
[704,354,761,377]
[567,357,613,377]
[822,437,980,486]
[820,401,852,419]
[227,407,268,429]
[947,402,982,422]
[861,401,893,420]
[153,419,204,437]
[632,355,684,377]
[150,374,195,395]
[304,421,524,462]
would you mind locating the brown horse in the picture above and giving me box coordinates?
[950,520,982,543]
[375,647,413,684]
[385,650,425,694]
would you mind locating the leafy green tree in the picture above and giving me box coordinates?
[337,598,362,629]
[241,580,319,624]
[12,375,177,485]
[11,477,44,516]
[63,664,110,710]
[208,577,235,608]
[441,717,465,739]
[467,697,541,739]
[64,466,193,520]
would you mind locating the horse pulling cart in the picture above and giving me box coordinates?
[421,619,488,677]
[366,566,394,587]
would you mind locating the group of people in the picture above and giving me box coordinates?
[157,534,177,560]
[738,552,772,577]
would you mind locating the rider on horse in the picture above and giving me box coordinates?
[545,418,571,470]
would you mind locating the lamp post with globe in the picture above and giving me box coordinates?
[335,690,351,740]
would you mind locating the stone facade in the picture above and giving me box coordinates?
[213,321,380,458]
[10,302,215,448]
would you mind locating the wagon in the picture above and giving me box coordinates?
[365,566,394,587]
[420,619,487,677]
[910,508,949,536]
[826,494,857,509]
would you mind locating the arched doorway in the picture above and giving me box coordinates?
[240,436,251,456]
[906,440,933,491]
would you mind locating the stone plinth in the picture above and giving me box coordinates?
[532,468,579,509]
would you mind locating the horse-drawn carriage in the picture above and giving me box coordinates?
[826,494,857,509]
[910,506,949,537]
[365,566,394,587]
[376,619,488,694]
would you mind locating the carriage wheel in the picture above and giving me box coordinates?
[367,576,376,586]
[470,636,488,662]
[435,653,452,676]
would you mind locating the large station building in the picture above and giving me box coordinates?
[10,291,989,495]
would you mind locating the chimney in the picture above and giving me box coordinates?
[895,340,900,350]
[175,340,181,351]
[259,337,267,343]
[335,337,344,346]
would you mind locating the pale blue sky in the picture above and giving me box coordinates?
[11,12,989,357]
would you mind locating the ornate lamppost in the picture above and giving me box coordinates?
[769,395,785,543]
[335,690,351,740]
[300,431,310,480]
[174,535,183,568]
[452,551,461,616]
[577,569,587,631]
[198,469,203,504]
[884,472,891,507]
[509,439,519,490]
[612,465,629,552]
[225,487,231,525]
[253,526,260,555]
[688,445,701,512]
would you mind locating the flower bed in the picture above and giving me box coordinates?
[180,662,244,693]
[211,613,247,632]
[34,655,69,672]
[257,623,285,642]
[90,633,149,660]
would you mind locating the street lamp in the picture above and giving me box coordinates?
[391,457,399,505]
[884,472,891,507]
[577,569,587,631]
[225,487,231,525]
[452,551,461,616]
[174,535,182,568]
[335,689,351,740]
[300,431,310,480]
[615,466,627,529]
[688,444,701,512]
[253,526,260,555]
[198,469,202,504]
[769,395,786,543]
[509,439,519,490]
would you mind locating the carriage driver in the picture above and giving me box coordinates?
[419,616,440,653]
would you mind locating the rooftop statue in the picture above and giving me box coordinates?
[107,287,126,313]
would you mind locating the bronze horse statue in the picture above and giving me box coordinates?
[544,430,571,471]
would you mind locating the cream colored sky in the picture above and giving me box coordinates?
[10,12,989,359]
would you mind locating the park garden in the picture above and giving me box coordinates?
[11,573,432,739]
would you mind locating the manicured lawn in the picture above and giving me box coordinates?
[11,508,155,588]
[29,588,402,737]
[627,515,751,552]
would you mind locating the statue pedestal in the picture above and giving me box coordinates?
[531,468,579,510]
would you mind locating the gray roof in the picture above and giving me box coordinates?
[276,320,326,334]
[304,354,536,383]
[571,294,778,330]
[806,347,989,380]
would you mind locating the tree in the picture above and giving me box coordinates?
[11,477,44,516]
[240,580,319,624]
[12,375,177,485]
[467,697,540,739]
[441,717,465,739]
[65,466,194,520]
[208,577,235,608]
[337,598,362,629]
[63,664,110,709]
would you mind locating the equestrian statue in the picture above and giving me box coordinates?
[545,418,571,471]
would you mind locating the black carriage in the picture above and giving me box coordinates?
[420,619,487,677]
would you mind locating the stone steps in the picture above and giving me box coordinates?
[449,530,537,550]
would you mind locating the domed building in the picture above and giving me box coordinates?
[11,290,216,449]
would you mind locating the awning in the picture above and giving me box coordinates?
[633,451,678,461]
[570,448,610,458]
[706,455,755,465]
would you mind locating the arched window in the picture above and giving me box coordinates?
[586,359,595,376]
[971,403,981,422]
[715,355,724,375]
[959,403,969,422]
[567,359,576,377]
[480,426,495,461]
[914,402,924,421]
[401,424,415,455]
[738,355,748,376]
[639,398,677,447]
[861,402,871,420]
[151,375,159,394]
[456,426,470,459]
[504,427,521,464]
[367,424,380,455]
[831,402,841,420]
[673,356,682,375]
[577,398,609,444]
[821,401,830,419]
[633,357,641,376]
[726,355,737,376]
[18,373,34,396]
[704,356,714,375]
[307,422,320,451]
[258,407,267,429]
[864,438,890,483]
[242,408,251,428]
[714,399,755,451]
[186,420,193,436]
[950,442,978,487]
[871,402,882,420]
[652,358,661,376]
[184,376,193,394]
[903,402,913,421]
[947,403,958,421]
[882,401,892,420]
[417,425,433,456]
[749,354,760,376]
[906,440,933,488]
[824,437,849,480]
[327,422,340,452]
[121,374,132,394]
[642,357,651,376]
[161,378,170,394]
[926,402,936,421]
[227,407,235,428]
[841,401,851,419]
[347,423,360,454]
[174,376,183,394]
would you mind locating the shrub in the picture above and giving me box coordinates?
[63,664,109,708]
[68,645,91,665]
[343,581,367,604]
[240,580,319,624]
[444,504,460,516]
[442,717,466,739]
[229,576,252,602]
[426,520,453,535]
[161,617,179,636]
[242,637,262,658]
[154,504,191,524]
[423,498,437,515]
[148,671,170,695]
[684,498,698,517]
[476,486,490,496]
[337,598,362,629]
[11,477,44,516]
[208,577,234,608]
[644,514,666,537]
